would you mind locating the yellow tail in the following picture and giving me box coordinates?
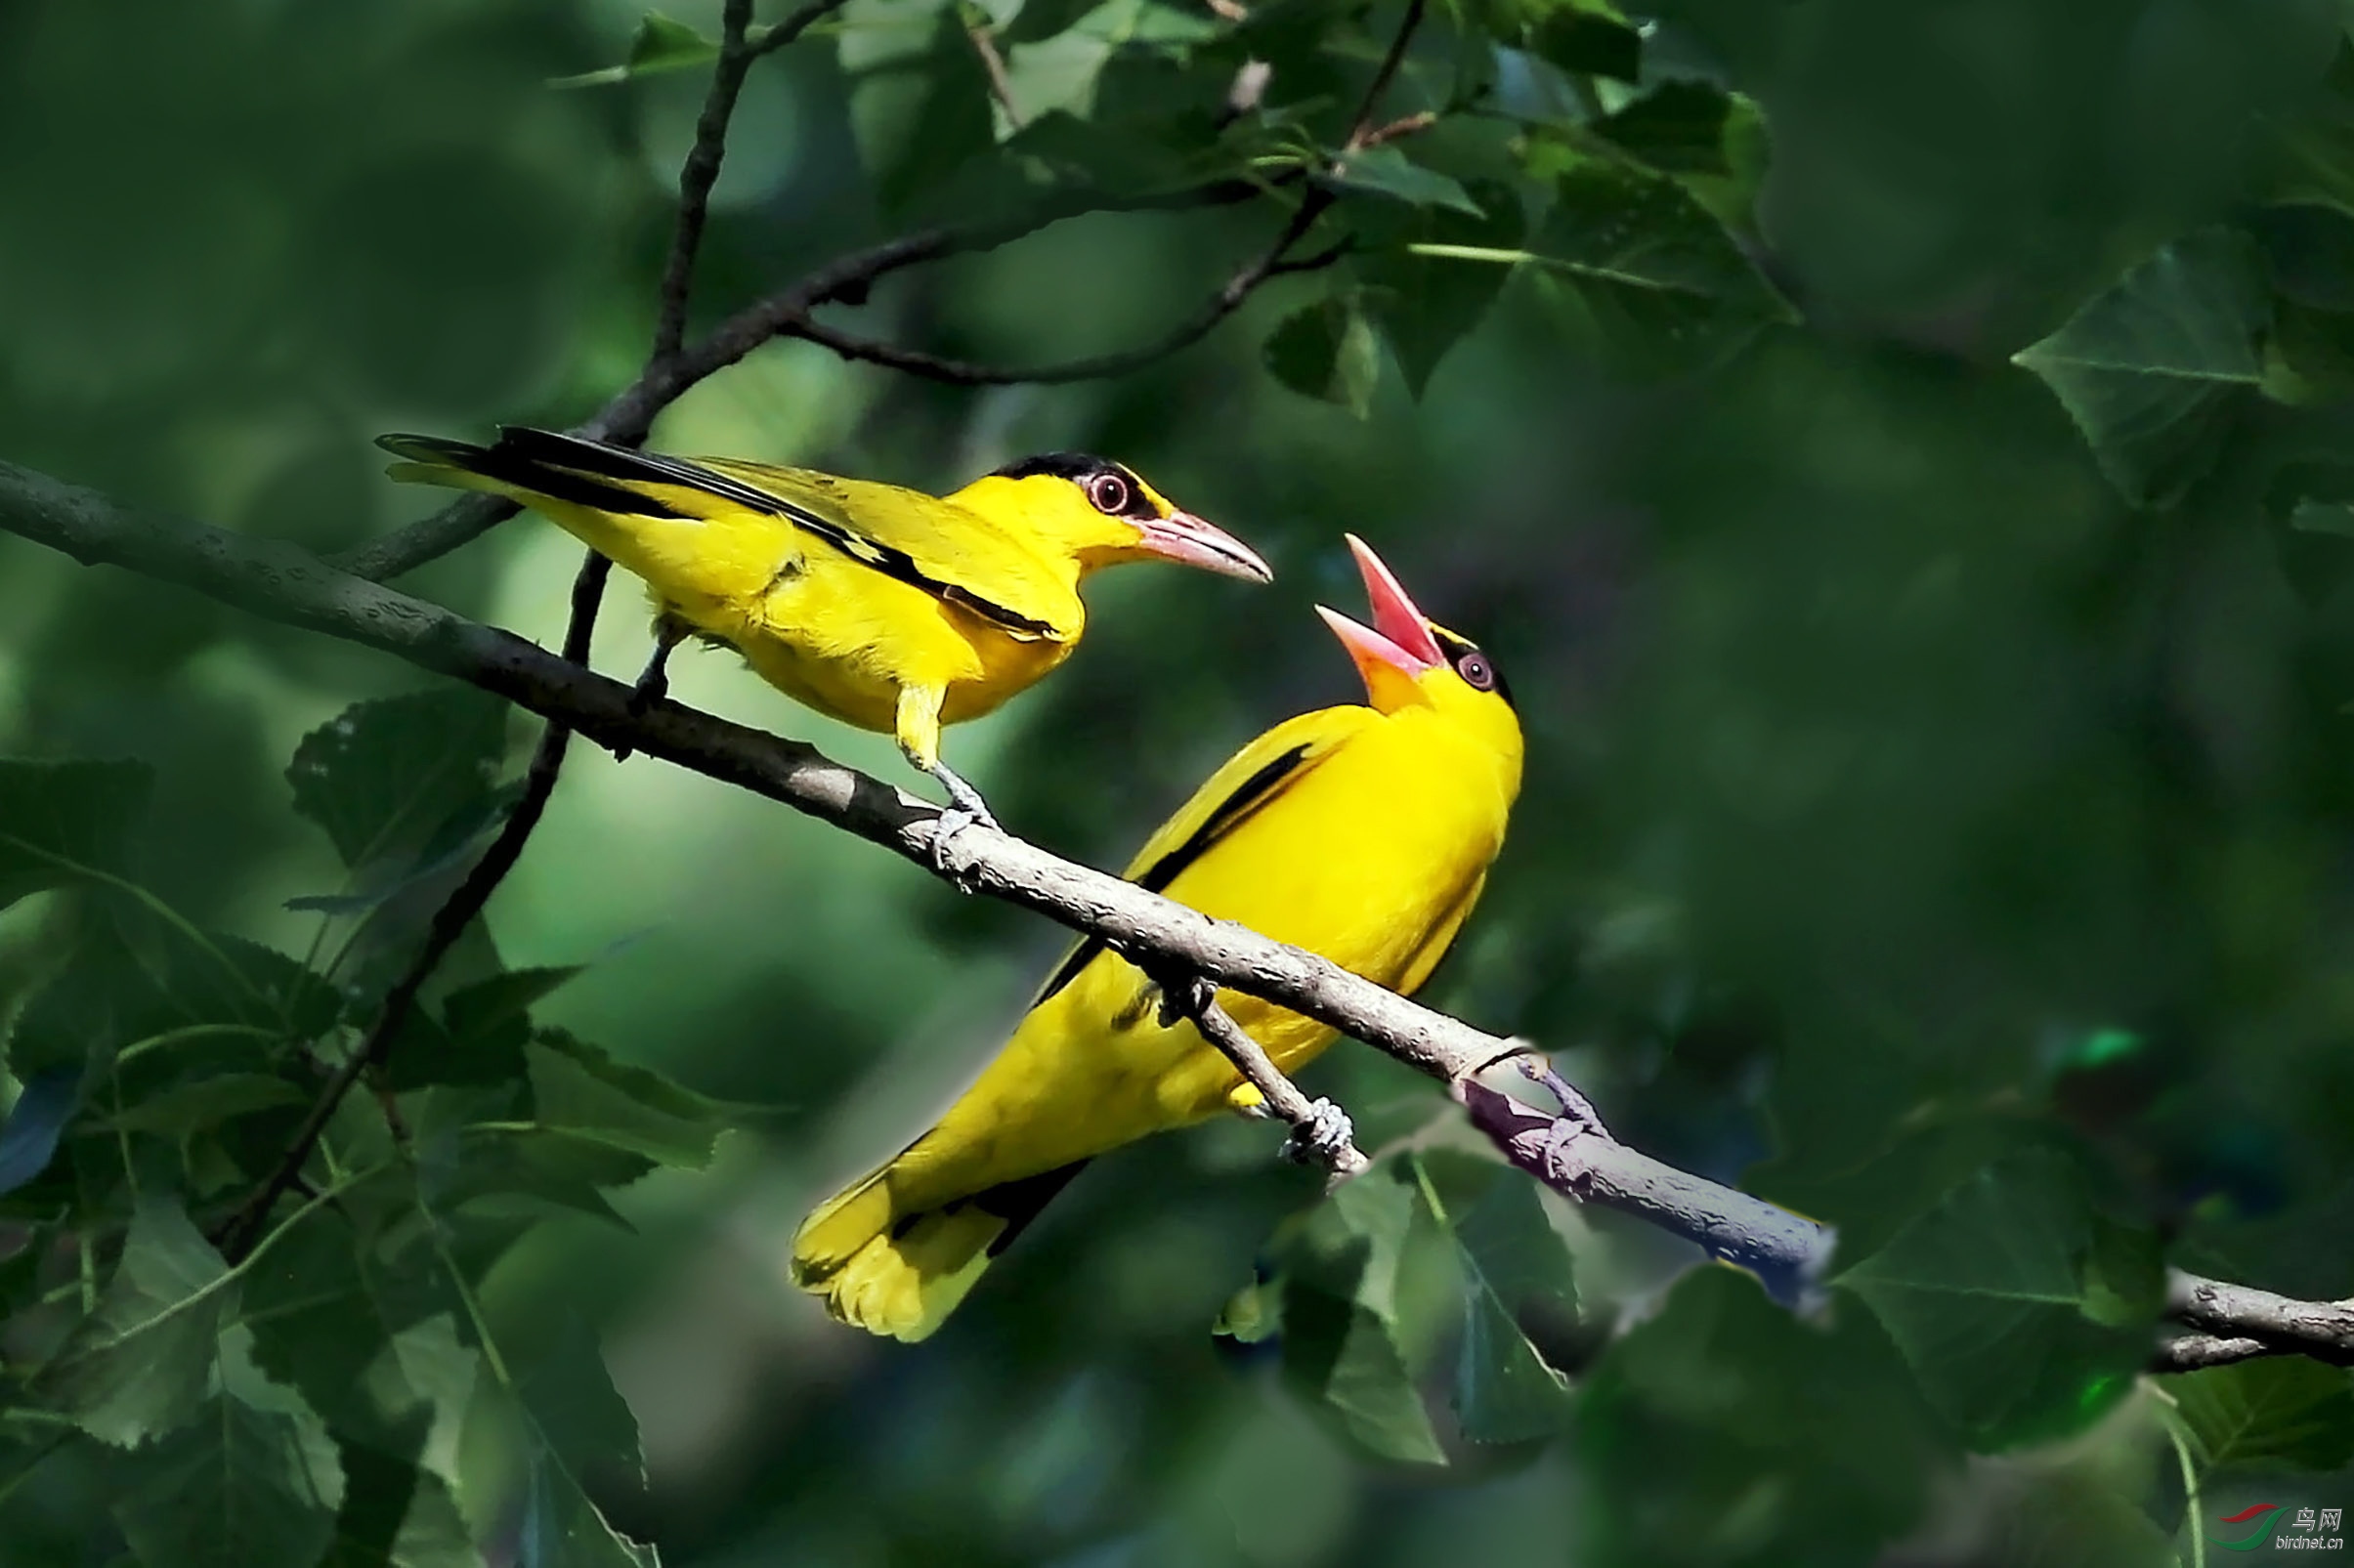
[790,1158,1088,1342]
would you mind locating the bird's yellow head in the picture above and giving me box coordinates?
[1316,534,1523,753]
[950,453,1272,583]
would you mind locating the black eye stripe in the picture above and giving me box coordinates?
[1431,628,1515,707]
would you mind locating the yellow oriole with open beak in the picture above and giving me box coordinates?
[792,536,1524,1340]
[373,428,1270,836]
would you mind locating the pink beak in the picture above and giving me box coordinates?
[1315,534,1444,696]
[1134,511,1273,582]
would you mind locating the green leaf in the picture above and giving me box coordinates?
[1270,1172,1445,1464]
[1835,1151,2160,1450]
[1520,152,1795,377]
[114,1386,342,1568]
[1575,1267,1952,1567]
[10,923,330,1106]
[1590,81,1745,176]
[386,967,580,1092]
[1328,147,1483,216]
[548,12,720,90]
[0,758,151,917]
[2253,46,2354,215]
[287,691,510,872]
[103,1074,305,1137]
[461,1315,654,1567]
[526,1030,729,1170]
[37,1197,238,1446]
[324,1433,484,1568]
[2166,1358,2354,1474]
[1435,1161,1576,1444]
[1001,0,1100,46]
[509,1315,645,1499]
[1278,1284,1446,1464]
[1993,1478,2176,1568]
[1361,179,1525,397]
[1263,297,1383,417]
[2011,228,2271,508]
[844,0,997,215]
[1528,6,1642,83]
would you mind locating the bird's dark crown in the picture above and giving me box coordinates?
[989,451,1158,519]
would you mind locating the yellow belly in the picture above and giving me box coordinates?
[885,708,1513,1208]
[648,545,1072,738]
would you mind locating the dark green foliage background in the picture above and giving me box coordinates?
[4,0,2354,1563]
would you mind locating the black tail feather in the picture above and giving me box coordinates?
[375,429,688,519]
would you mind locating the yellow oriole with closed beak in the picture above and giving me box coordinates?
[373,428,1270,833]
[792,536,1523,1340]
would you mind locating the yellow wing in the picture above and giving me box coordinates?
[1026,703,1379,1005]
[378,429,1082,642]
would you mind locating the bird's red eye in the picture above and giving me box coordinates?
[1088,473,1131,515]
[1457,652,1494,691]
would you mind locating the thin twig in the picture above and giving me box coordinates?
[652,0,761,360]
[966,21,1020,125]
[216,554,612,1263]
[222,0,791,1248]
[8,457,2354,1361]
[749,0,854,60]
[1345,0,1428,150]
[770,209,1344,387]
[1152,972,1370,1180]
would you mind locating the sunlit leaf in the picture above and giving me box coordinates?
[548,12,720,90]
[2011,228,2269,507]
[1328,147,1484,216]
[1270,1171,1444,1464]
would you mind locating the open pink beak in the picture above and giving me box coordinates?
[1315,534,1444,697]
[1135,511,1273,582]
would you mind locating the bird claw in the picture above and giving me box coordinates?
[1280,1098,1356,1167]
[613,631,678,764]
[1153,973,1217,1030]
[926,763,999,891]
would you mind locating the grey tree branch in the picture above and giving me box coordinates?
[5,457,2342,1361]
[2163,1271,2354,1368]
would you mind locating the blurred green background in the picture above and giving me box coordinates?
[5,0,2354,1561]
